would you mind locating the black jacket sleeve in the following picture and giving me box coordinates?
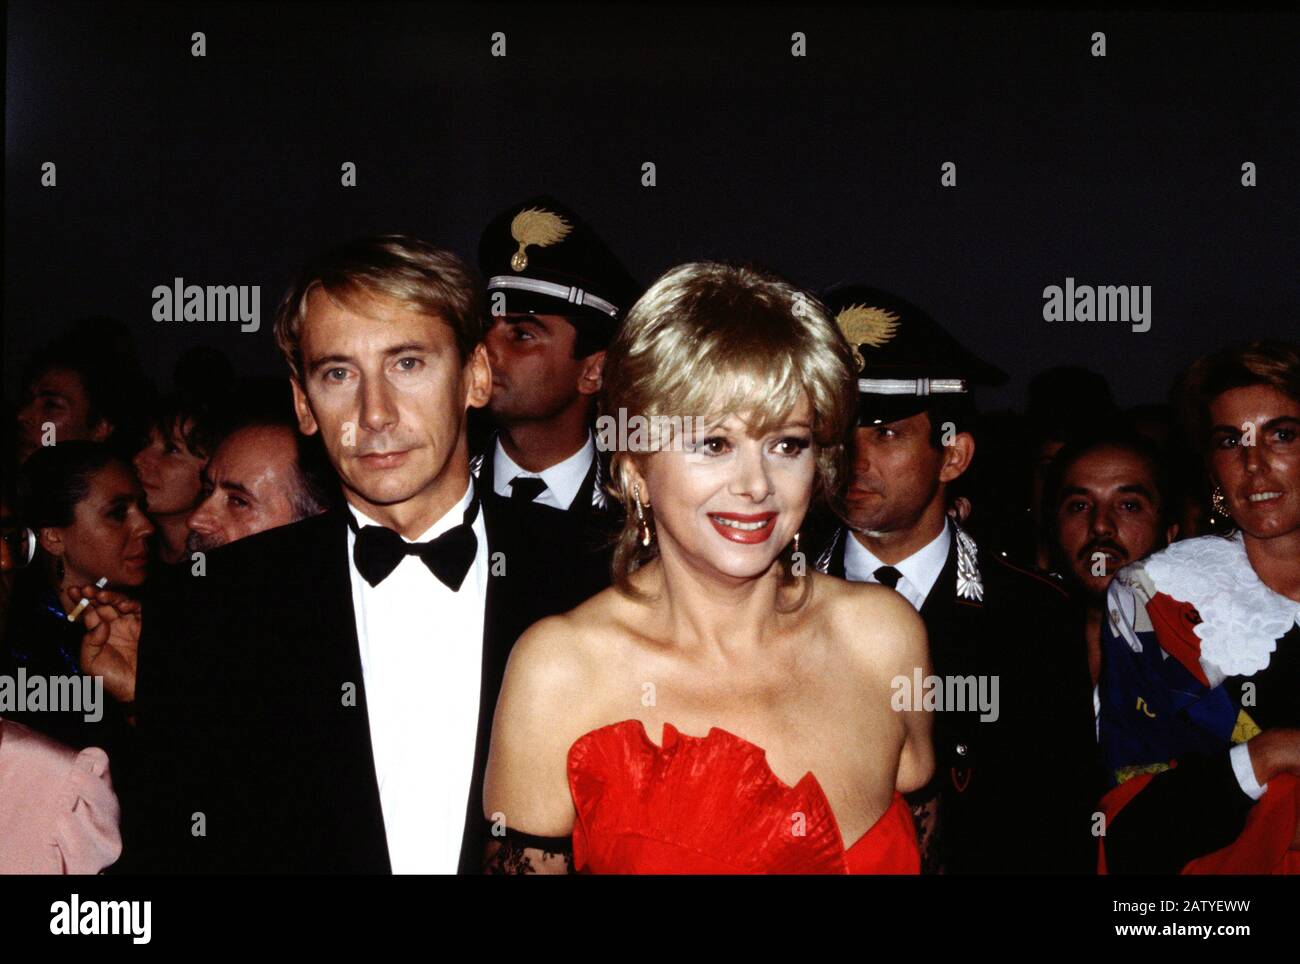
[1105,750,1255,874]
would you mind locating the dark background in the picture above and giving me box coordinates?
[5,2,1298,410]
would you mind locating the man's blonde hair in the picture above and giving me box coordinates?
[602,261,857,598]
[273,235,487,381]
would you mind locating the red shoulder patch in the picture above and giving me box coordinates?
[1146,592,1208,687]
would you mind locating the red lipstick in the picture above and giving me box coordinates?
[708,511,778,544]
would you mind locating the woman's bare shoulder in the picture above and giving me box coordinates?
[808,572,928,671]
[504,586,641,710]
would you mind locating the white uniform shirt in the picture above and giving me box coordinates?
[492,433,595,511]
[843,521,953,612]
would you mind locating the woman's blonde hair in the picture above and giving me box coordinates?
[601,261,857,600]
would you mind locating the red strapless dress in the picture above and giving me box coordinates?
[567,720,920,874]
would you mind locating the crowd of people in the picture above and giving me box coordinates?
[1,195,1296,875]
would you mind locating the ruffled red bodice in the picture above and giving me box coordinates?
[567,720,919,874]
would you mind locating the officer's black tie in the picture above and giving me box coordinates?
[873,565,903,590]
[509,476,548,503]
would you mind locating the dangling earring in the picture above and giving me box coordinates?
[1211,484,1230,521]
[793,532,801,556]
[633,484,653,547]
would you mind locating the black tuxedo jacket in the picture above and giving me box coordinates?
[817,523,1099,873]
[471,438,620,651]
[121,505,519,874]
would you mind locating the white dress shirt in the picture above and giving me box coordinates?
[492,432,595,511]
[843,520,953,612]
[345,481,488,873]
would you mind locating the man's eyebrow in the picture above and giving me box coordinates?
[1261,415,1300,430]
[501,314,552,335]
[1058,485,1092,500]
[383,342,434,356]
[1117,483,1156,500]
[218,480,255,499]
[308,354,357,374]
[307,343,437,373]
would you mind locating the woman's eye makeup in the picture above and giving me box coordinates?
[684,430,810,457]
[772,435,811,455]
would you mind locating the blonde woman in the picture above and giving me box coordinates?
[483,262,933,873]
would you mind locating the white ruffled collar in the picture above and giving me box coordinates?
[1143,531,1300,680]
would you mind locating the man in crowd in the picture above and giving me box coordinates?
[811,285,1098,874]
[79,236,530,873]
[186,418,335,552]
[1045,429,1180,726]
[471,195,639,644]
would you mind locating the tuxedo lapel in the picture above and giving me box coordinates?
[309,510,393,872]
[458,485,513,873]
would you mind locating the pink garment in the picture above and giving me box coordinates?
[0,717,122,874]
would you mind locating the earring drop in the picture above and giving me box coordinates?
[1211,484,1230,521]
[633,484,653,547]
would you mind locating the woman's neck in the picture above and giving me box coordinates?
[644,546,793,659]
[1243,528,1300,602]
[55,570,82,614]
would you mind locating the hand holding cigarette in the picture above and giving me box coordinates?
[73,583,143,705]
[66,576,108,623]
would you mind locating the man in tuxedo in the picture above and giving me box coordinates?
[84,236,519,873]
[469,196,640,646]
[809,285,1099,874]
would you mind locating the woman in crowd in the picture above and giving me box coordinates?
[483,262,933,874]
[1,441,153,757]
[133,392,218,566]
[1099,339,1300,873]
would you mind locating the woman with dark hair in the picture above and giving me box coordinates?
[482,263,933,874]
[1099,339,1300,874]
[1,441,152,756]
[133,392,219,565]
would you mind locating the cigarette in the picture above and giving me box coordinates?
[67,577,109,623]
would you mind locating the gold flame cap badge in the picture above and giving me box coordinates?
[509,207,572,271]
[835,304,901,370]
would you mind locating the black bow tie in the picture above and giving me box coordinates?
[349,496,480,590]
